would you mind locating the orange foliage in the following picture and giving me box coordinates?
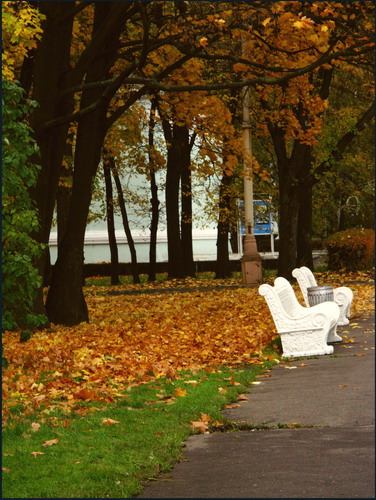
[3,286,274,425]
[2,276,374,426]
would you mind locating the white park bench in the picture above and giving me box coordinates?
[292,266,353,326]
[259,277,341,358]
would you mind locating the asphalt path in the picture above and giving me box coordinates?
[137,314,375,498]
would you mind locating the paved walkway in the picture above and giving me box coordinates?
[137,314,375,498]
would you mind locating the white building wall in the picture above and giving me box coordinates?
[48,228,224,264]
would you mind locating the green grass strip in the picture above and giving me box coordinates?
[2,362,275,498]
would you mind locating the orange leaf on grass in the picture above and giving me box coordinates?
[190,420,209,433]
[224,375,241,386]
[174,387,187,397]
[42,439,59,447]
[200,413,212,422]
[101,418,120,426]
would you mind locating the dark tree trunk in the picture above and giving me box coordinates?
[45,140,74,288]
[46,2,126,325]
[297,184,314,270]
[215,90,240,278]
[103,156,120,285]
[57,141,73,246]
[277,146,312,278]
[216,171,234,279]
[230,229,239,254]
[112,161,140,284]
[148,99,160,282]
[46,102,106,324]
[181,128,195,277]
[19,49,35,94]
[149,170,160,281]
[162,121,185,279]
[264,102,314,280]
[28,1,77,320]
[277,183,300,280]
[166,145,184,278]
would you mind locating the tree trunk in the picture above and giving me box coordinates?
[148,99,160,282]
[216,171,235,279]
[266,116,313,279]
[149,170,160,281]
[164,124,185,278]
[46,104,106,324]
[230,228,239,254]
[181,128,195,277]
[297,184,314,270]
[28,1,76,320]
[57,140,73,246]
[103,156,120,285]
[112,162,140,284]
[277,175,300,280]
[46,2,125,325]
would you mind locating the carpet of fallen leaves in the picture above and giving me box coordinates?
[2,270,374,426]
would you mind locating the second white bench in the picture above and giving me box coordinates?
[292,266,353,326]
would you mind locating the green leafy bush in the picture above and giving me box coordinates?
[326,228,375,271]
[2,79,47,332]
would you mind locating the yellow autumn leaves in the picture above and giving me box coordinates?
[2,274,374,426]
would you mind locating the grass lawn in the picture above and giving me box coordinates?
[2,363,276,498]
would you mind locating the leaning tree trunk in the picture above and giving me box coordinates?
[46,101,107,325]
[111,162,140,284]
[46,3,125,325]
[28,1,76,321]
[103,156,120,285]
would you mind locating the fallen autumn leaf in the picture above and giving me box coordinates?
[190,420,209,433]
[101,418,120,426]
[42,439,59,447]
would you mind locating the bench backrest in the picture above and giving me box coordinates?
[259,277,303,331]
[274,277,302,317]
[292,266,317,306]
[302,266,317,287]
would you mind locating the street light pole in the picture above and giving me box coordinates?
[240,84,262,285]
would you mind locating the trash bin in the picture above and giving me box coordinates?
[307,285,334,306]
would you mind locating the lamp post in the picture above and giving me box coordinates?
[240,85,262,285]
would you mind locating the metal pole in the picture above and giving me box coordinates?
[242,86,254,235]
[240,35,262,285]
